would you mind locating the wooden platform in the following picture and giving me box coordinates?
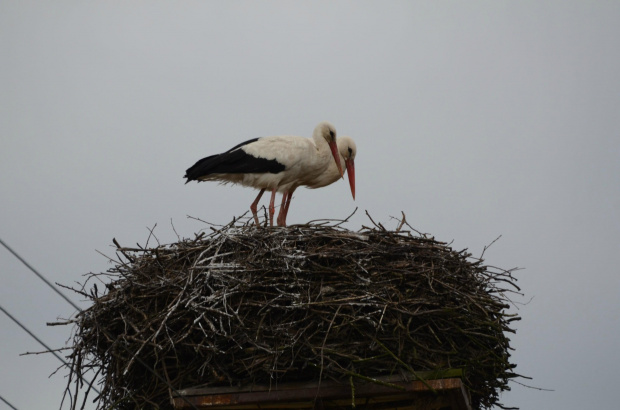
[172,373,472,410]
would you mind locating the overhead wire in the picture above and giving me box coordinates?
[0,393,19,410]
[0,303,80,384]
[0,238,79,311]
[0,237,200,410]
[1,237,101,399]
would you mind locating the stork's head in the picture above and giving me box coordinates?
[338,135,356,200]
[314,121,343,178]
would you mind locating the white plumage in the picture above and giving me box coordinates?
[276,136,356,225]
[185,121,344,226]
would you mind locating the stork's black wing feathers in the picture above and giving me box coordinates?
[225,138,261,153]
[184,138,286,182]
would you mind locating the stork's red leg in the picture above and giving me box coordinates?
[277,192,288,226]
[282,188,295,226]
[250,189,265,227]
[268,188,277,227]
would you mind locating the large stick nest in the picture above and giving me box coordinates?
[58,213,522,410]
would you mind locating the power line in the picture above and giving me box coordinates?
[0,238,80,312]
[0,237,200,410]
[1,238,102,400]
[0,394,19,410]
[0,303,70,371]
[0,301,103,406]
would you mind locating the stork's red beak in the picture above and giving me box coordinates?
[328,140,344,178]
[345,158,355,200]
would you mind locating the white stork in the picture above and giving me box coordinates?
[276,135,356,226]
[184,121,344,226]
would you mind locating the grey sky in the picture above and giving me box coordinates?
[1,2,619,409]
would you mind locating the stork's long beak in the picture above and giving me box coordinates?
[328,140,344,178]
[345,158,355,200]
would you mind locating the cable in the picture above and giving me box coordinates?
[0,394,19,410]
[0,303,71,372]
[0,237,200,410]
[0,238,80,312]
[0,301,104,407]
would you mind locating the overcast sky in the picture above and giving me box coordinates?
[1,2,619,409]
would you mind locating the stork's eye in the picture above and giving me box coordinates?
[348,147,353,156]
[329,130,335,140]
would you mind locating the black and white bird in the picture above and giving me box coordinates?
[184,121,344,226]
[276,135,356,226]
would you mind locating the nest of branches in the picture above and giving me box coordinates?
[58,212,522,410]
